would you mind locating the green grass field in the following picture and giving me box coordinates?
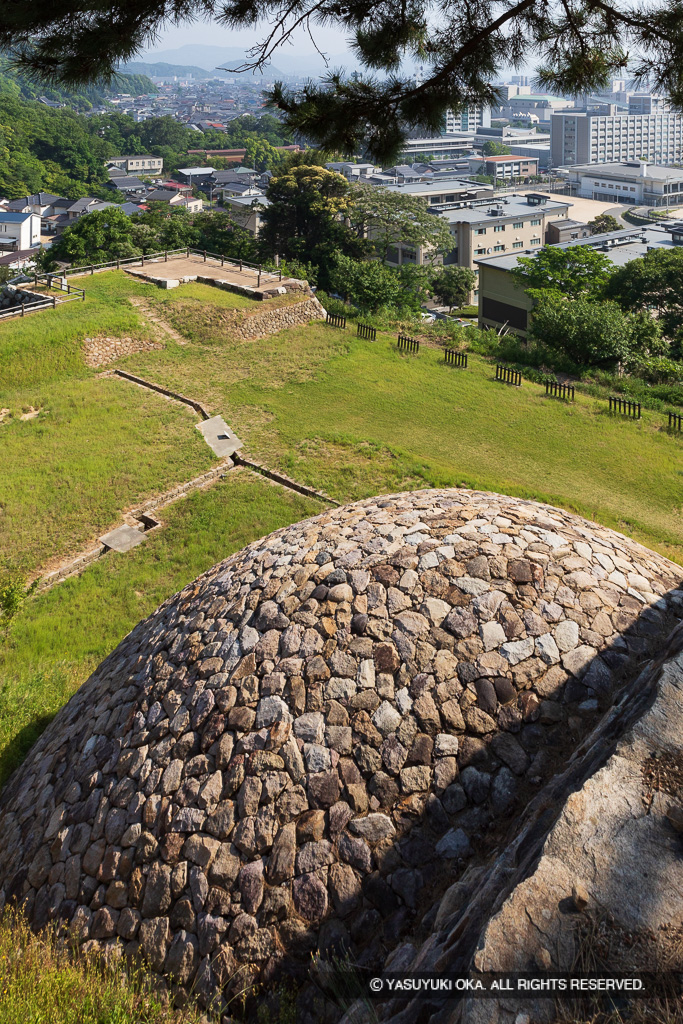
[2,268,683,787]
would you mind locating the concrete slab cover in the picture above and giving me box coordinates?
[197,415,244,457]
[99,524,147,553]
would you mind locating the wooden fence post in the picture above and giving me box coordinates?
[21,302,24,317]
[186,246,190,258]
[239,260,242,272]
[142,252,145,266]
[165,251,168,262]
[221,254,224,266]
[204,250,207,262]
[52,296,56,308]
[90,265,94,275]
[258,265,262,287]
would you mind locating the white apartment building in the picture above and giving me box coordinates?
[444,105,491,133]
[551,110,683,166]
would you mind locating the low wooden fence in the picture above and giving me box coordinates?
[668,411,682,431]
[609,396,641,419]
[397,333,419,354]
[357,323,376,341]
[496,364,522,387]
[545,381,575,401]
[445,348,467,367]
[326,312,346,329]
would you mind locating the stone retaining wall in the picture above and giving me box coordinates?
[83,336,163,368]
[230,298,326,340]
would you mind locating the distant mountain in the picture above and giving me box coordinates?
[136,44,361,79]
[120,61,225,81]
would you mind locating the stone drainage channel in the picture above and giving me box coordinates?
[35,373,337,593]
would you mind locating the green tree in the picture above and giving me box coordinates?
[604,247,683,354]
[349,182,454,264]
[259,166,367,284]
[46,207,140,266]
[328,253,425,313]
[530,295,662,368]
[482,141,511,156]
[9,0,679,163]
[430,265,477,312]
[588,213,621,235]
[511,244,614,300]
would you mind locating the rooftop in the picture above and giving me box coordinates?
[474,224,680,272]
[562,161,683,183]
[382,177,494,197]
[0,211,37,223]
[431,193,571,224]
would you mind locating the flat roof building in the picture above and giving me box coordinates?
[475,224,682,335]
[558,160,683,207]
[551,110,683,167]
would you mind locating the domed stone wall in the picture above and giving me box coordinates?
[0,489,681,1014]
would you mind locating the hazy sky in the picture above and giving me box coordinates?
[143,17,353,58]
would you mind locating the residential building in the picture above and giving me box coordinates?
[221,193,269,235]
[176,166,215,184]
[444,105,491,133]
[107,155,164,175]
[145,189,203,212]
[105,175,148,195]
[385,192,572,303]
[467,154,539,180]
[550,109,683,166]
[558,160,683,207]
[475,224,681,335]
[0,212,41,251]
[325,162,380,181]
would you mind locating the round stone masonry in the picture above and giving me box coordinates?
[0,488,681,1012]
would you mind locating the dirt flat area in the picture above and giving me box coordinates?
[126,255,281,288]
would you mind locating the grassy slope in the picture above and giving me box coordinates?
[0,275,273,572]
[131,289,683,564]
[0,471,321,785]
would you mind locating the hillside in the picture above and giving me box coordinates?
[0,60,157,109]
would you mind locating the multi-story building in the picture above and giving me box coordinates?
[468,155,539,180]
[444,105,491,133]
[385,192,572,302]
[475,224,682,335]
[107,155,164,175]
[628,94,671,115]
[558,160,683,206]
[551,109,683,166]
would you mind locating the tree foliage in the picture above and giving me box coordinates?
[430,265,477,311]
[5,0,683,161]
[44,206,257,267]
[587,213,621,235]
[511,244,614,300]
[482,141,511,156]
[348,182,453,261]
[259,166,368,284]
[604,247,683,354]
[328,253,428,313]
[530,294,664,368]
